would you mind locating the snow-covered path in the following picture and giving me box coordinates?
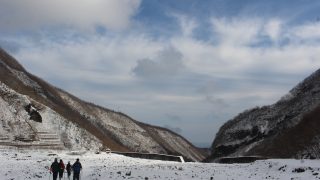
[0,149,320,180]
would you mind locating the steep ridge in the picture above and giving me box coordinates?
[138,122,206,162]
[0,48,205,161]
[209,68,320,161]
[0,48,123,151]
[57,89,205,161]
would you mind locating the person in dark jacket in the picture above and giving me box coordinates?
[72,158,82,180]
[58,159,65,180]
[50,158,60,180]
[66,161,72,180]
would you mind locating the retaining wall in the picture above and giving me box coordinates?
[217,156,267,163]
[112,151,185,163]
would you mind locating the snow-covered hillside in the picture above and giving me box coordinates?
[0,82,102,150]
[0,47,205,162]
[0,148,320,180]
[210,68,320,160]
[58,90,165,153]
[58,90,205,161]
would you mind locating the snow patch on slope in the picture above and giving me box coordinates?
[156,128,204,161]
[38,106,102,150]
[0,60,44,96]
[0,82,102,150]
[58,91,164,153]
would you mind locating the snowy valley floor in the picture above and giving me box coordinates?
[0,149,320,180]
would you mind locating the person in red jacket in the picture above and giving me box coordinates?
[58,159,65,180]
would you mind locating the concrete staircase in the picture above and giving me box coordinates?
[34,131,65,150]
[22,120,65,150]
[0,132,64,150]
[0,120,64,150]
[0,120,12,146]
[0,135,10,145]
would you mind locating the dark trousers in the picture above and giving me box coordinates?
[59,170,64,179]
[52,172,58,180]
[73,172,80,180]
[67,170,71,178]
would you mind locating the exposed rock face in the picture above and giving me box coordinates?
[209,69,320,161]
[0,48,205,161]
[25,104,42,122]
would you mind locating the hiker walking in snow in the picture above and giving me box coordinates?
[72,158,82,180]
[58,159,65,180]
[66,161,72,180]
[50,158,60,180]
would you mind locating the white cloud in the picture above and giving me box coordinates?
[290,22,320,40]
[0,0,141,31]
[9,17,320,110]
[169,18,320,78]
[211,18,262,46]
[172,14,198,37]
[264,19,282,42]
[3,16,320,144]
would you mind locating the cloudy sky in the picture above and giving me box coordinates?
[1,0,320,147]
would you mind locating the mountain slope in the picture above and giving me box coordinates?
[0,48,205,161]
[209,69,320,161]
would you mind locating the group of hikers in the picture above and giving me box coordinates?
[50,158,82,180]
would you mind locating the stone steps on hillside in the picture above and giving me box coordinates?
[13,143,64,150]
[0,140,64,150]
[0,119,65,150]
[0,135,10,144]
[35,130,64,150]
[0,136,9,140]
[0,130,64,150]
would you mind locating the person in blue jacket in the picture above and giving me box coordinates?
[72,158,82,180]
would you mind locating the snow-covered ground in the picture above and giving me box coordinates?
[0,148,320,180]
